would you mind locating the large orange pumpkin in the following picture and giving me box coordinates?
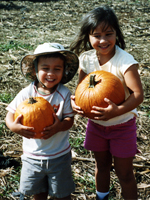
[14,97,54,139]
[75,70,125,119]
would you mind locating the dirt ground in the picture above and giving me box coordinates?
[0,0,150,199]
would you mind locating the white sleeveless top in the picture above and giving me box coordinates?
[79,45,138,126]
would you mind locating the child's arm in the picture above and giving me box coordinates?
[91,64,144,120]
[40,113,74,140]
[71,68,87,115]
[6,111,35,139]
[78,67,87,83]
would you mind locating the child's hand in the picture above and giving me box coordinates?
[91,98,119,121]
[13,114,35,139]
[40,113,61,139]
[71,95,85,116]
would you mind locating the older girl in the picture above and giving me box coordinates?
[70,6,143,200]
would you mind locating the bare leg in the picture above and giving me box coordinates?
[55,195,71,200]
[94,151,112,192]
[114,156,137,200]
[33,192,48,200]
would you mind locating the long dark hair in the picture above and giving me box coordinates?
[70,6,125,55]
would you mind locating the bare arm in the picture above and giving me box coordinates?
[78,67,87,83]
[71,67,87,115]
[41,113,74,139]
[116,64,143,115]
[91,64,144,120]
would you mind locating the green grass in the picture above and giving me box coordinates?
[140,104,150,118]
[0,123,5,137]
[0,91,21,197]
[0,167,21,198]
[0,40,34,52]
[134,18,141,22]
[73,172,96,194]
[0,93,14,137]
[0,93,14,103]
[69,135,88,155]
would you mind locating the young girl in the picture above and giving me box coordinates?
[6,43,79,200]
[70,6,143,200]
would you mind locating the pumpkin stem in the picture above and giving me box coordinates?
[88,74,99,88]
[28,97,37,104]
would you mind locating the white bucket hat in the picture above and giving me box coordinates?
[20,43,79,84]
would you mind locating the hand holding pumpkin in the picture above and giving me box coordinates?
[13,113,35,139]
[91,98,120,121]
[40,113,60,139]
[70,95,84,116]
[41,113,74,140]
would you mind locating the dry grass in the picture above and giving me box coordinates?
[0,0,150,199]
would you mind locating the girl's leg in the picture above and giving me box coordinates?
[56,195,71,200]
[33,192,48,200]
[94,151,112,192]
[114,156,137,200]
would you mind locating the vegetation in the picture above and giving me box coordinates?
[0,0,150,199]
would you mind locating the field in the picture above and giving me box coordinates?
[0,0,150,199]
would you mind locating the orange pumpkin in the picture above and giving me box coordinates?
[75,70,125,119]
[14,97,54,138]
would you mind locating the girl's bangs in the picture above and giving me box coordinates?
[90,20,113,35]
[101,21,112,31]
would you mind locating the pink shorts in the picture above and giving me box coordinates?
[84,118,139,158]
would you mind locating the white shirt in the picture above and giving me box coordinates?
[79,45,138,126]
[6,82,74,160]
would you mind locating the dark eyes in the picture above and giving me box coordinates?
[106,33,113,36]
[42,67,49,70]
[42,67,61,71]
[94,33,113,38]
[94,35,100,38]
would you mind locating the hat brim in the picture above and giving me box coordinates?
[20,50,79,84]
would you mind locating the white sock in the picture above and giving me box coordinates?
[96,191,109,200]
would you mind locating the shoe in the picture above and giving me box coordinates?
[96,194,109,200]
[20,193,25,200]
[12,191,25,200]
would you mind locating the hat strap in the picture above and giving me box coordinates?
[34,58,46,88]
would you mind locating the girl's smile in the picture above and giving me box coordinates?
[37,57,64,94]
[89,23,116,65]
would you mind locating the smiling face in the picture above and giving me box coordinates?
[37,56,64,94]
[89,22,116,64]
